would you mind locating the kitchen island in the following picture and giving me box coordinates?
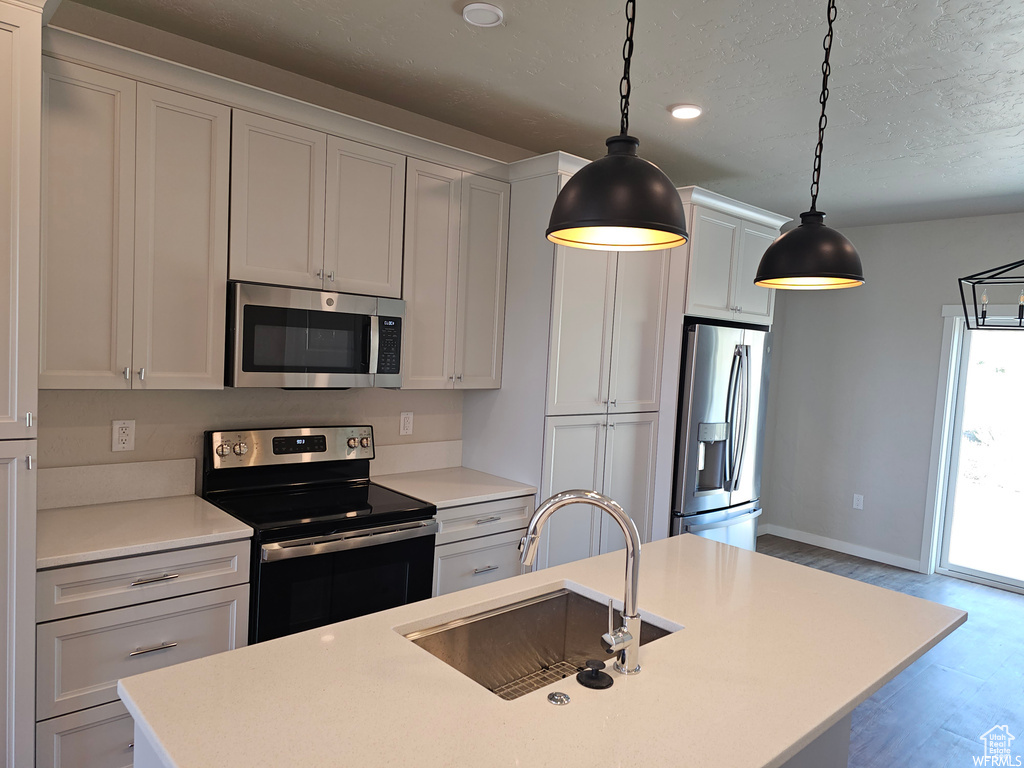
[118,534,965,768]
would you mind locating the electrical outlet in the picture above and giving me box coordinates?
[112,420,135,452]
[853,493,864,510]
[400,412,414,436]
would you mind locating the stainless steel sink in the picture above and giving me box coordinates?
[404,588,676,700]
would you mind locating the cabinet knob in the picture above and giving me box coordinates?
[456,374,463,382]
[609,399,617,407]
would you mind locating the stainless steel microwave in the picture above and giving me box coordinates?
[227,282,404,388]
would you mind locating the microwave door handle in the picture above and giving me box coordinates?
[368,315,380,375]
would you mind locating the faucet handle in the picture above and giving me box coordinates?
[607,598,614,636]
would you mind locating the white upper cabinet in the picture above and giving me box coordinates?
[546,248,616,415]
[231,112,407,297]
[455,174,509,389]
[402,159,461,388]
[229,110,326,290]
[0,4,39,441]
[40,60,136,390]
[607,251,671,413]
[680,187,788,326]
[132,85,231,389]
[324,136,405,298]
[40,59,230,390]
[547,248,669,415]
[402,159,510,390]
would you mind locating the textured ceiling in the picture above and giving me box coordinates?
[69,0,1024,227]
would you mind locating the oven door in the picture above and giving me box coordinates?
[253,520,438,643]
[231,282,379,388]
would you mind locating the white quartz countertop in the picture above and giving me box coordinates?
[118,535,965,768]
[374,466,536,508]
[37,495,253,569]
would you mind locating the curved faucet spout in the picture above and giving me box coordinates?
[519,489,643,674]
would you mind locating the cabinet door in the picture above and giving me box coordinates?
[600,413,658,554]
[433,528,526,597]
[608,250,670,413]
[1,442,36,768]
[454,174,509,389]
[545,247,616,415]
[133,85,230,389]
[229,110,326,290]
[324,136,405,298]
[401,159,461,389]
[684,206,740,322]
[0,7,39,439]
[40,59,135,389]
[732,221,777,323]
[538,415,605,568]
[36,700,133,768]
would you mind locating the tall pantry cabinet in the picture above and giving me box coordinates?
[461,154,672,570]
[0,2,42,766]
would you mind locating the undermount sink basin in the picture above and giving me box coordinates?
[403,587,679,700]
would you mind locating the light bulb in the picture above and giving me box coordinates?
[982,290,989,305]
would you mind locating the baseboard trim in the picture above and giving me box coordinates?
[758,524,923,572]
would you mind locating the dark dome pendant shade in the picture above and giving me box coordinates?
[754,0,864,290]
[546,0,688,252]
[754,210,863,290]
[547,135,688,251]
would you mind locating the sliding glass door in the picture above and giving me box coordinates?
[939,328,1024,590]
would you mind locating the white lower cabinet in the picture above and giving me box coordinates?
[431,495,534,596]
[35,540,250,766]
[36,700,134,768]
[538,413,658,569]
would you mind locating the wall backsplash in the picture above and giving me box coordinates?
[38,388,463,470]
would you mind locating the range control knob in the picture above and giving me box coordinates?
[347,437,358,449]
[232,442,249,456]
[215,443,231,457]
[360,437,371,448]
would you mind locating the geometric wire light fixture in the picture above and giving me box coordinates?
[959,260,1024,330]
[754,0,865,290]
[546,0,688,252]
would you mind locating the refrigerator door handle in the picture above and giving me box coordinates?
[723,350,741,487]
[732,345,751,492]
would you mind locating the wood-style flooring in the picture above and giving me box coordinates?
[756,534,1024,768]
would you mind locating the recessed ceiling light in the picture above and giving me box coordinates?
[669,104,703,120]
[462,3,504,27]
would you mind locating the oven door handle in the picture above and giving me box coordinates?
[260,519,438,563]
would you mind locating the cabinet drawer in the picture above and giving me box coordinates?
[37,701,134,768]
[37,540,250,622]
[433,528,526,597]
[37,584,248,720]
[435,495,534,546]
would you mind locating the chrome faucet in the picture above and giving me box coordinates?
[518,489,643,675]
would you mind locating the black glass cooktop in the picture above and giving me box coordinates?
[208,481,434,536]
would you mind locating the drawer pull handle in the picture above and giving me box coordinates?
[129,641,178,658]
[129,573,180,587]
[475,516,502,525]
[473,565,499,575]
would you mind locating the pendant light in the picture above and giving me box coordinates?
[546,0,687,252]
[959,259,1024,329]
[754,0,864,290]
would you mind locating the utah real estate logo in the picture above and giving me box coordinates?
[976,725,1020,766]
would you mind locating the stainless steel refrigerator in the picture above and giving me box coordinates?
[671,321,770,549]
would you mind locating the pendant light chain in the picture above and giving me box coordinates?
[809,0,837,213]
[619,0,636,136]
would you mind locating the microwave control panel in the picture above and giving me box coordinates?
[377,317,402,375]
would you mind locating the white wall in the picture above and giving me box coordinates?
[761,210,1024,569]
[38,388,462,473]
